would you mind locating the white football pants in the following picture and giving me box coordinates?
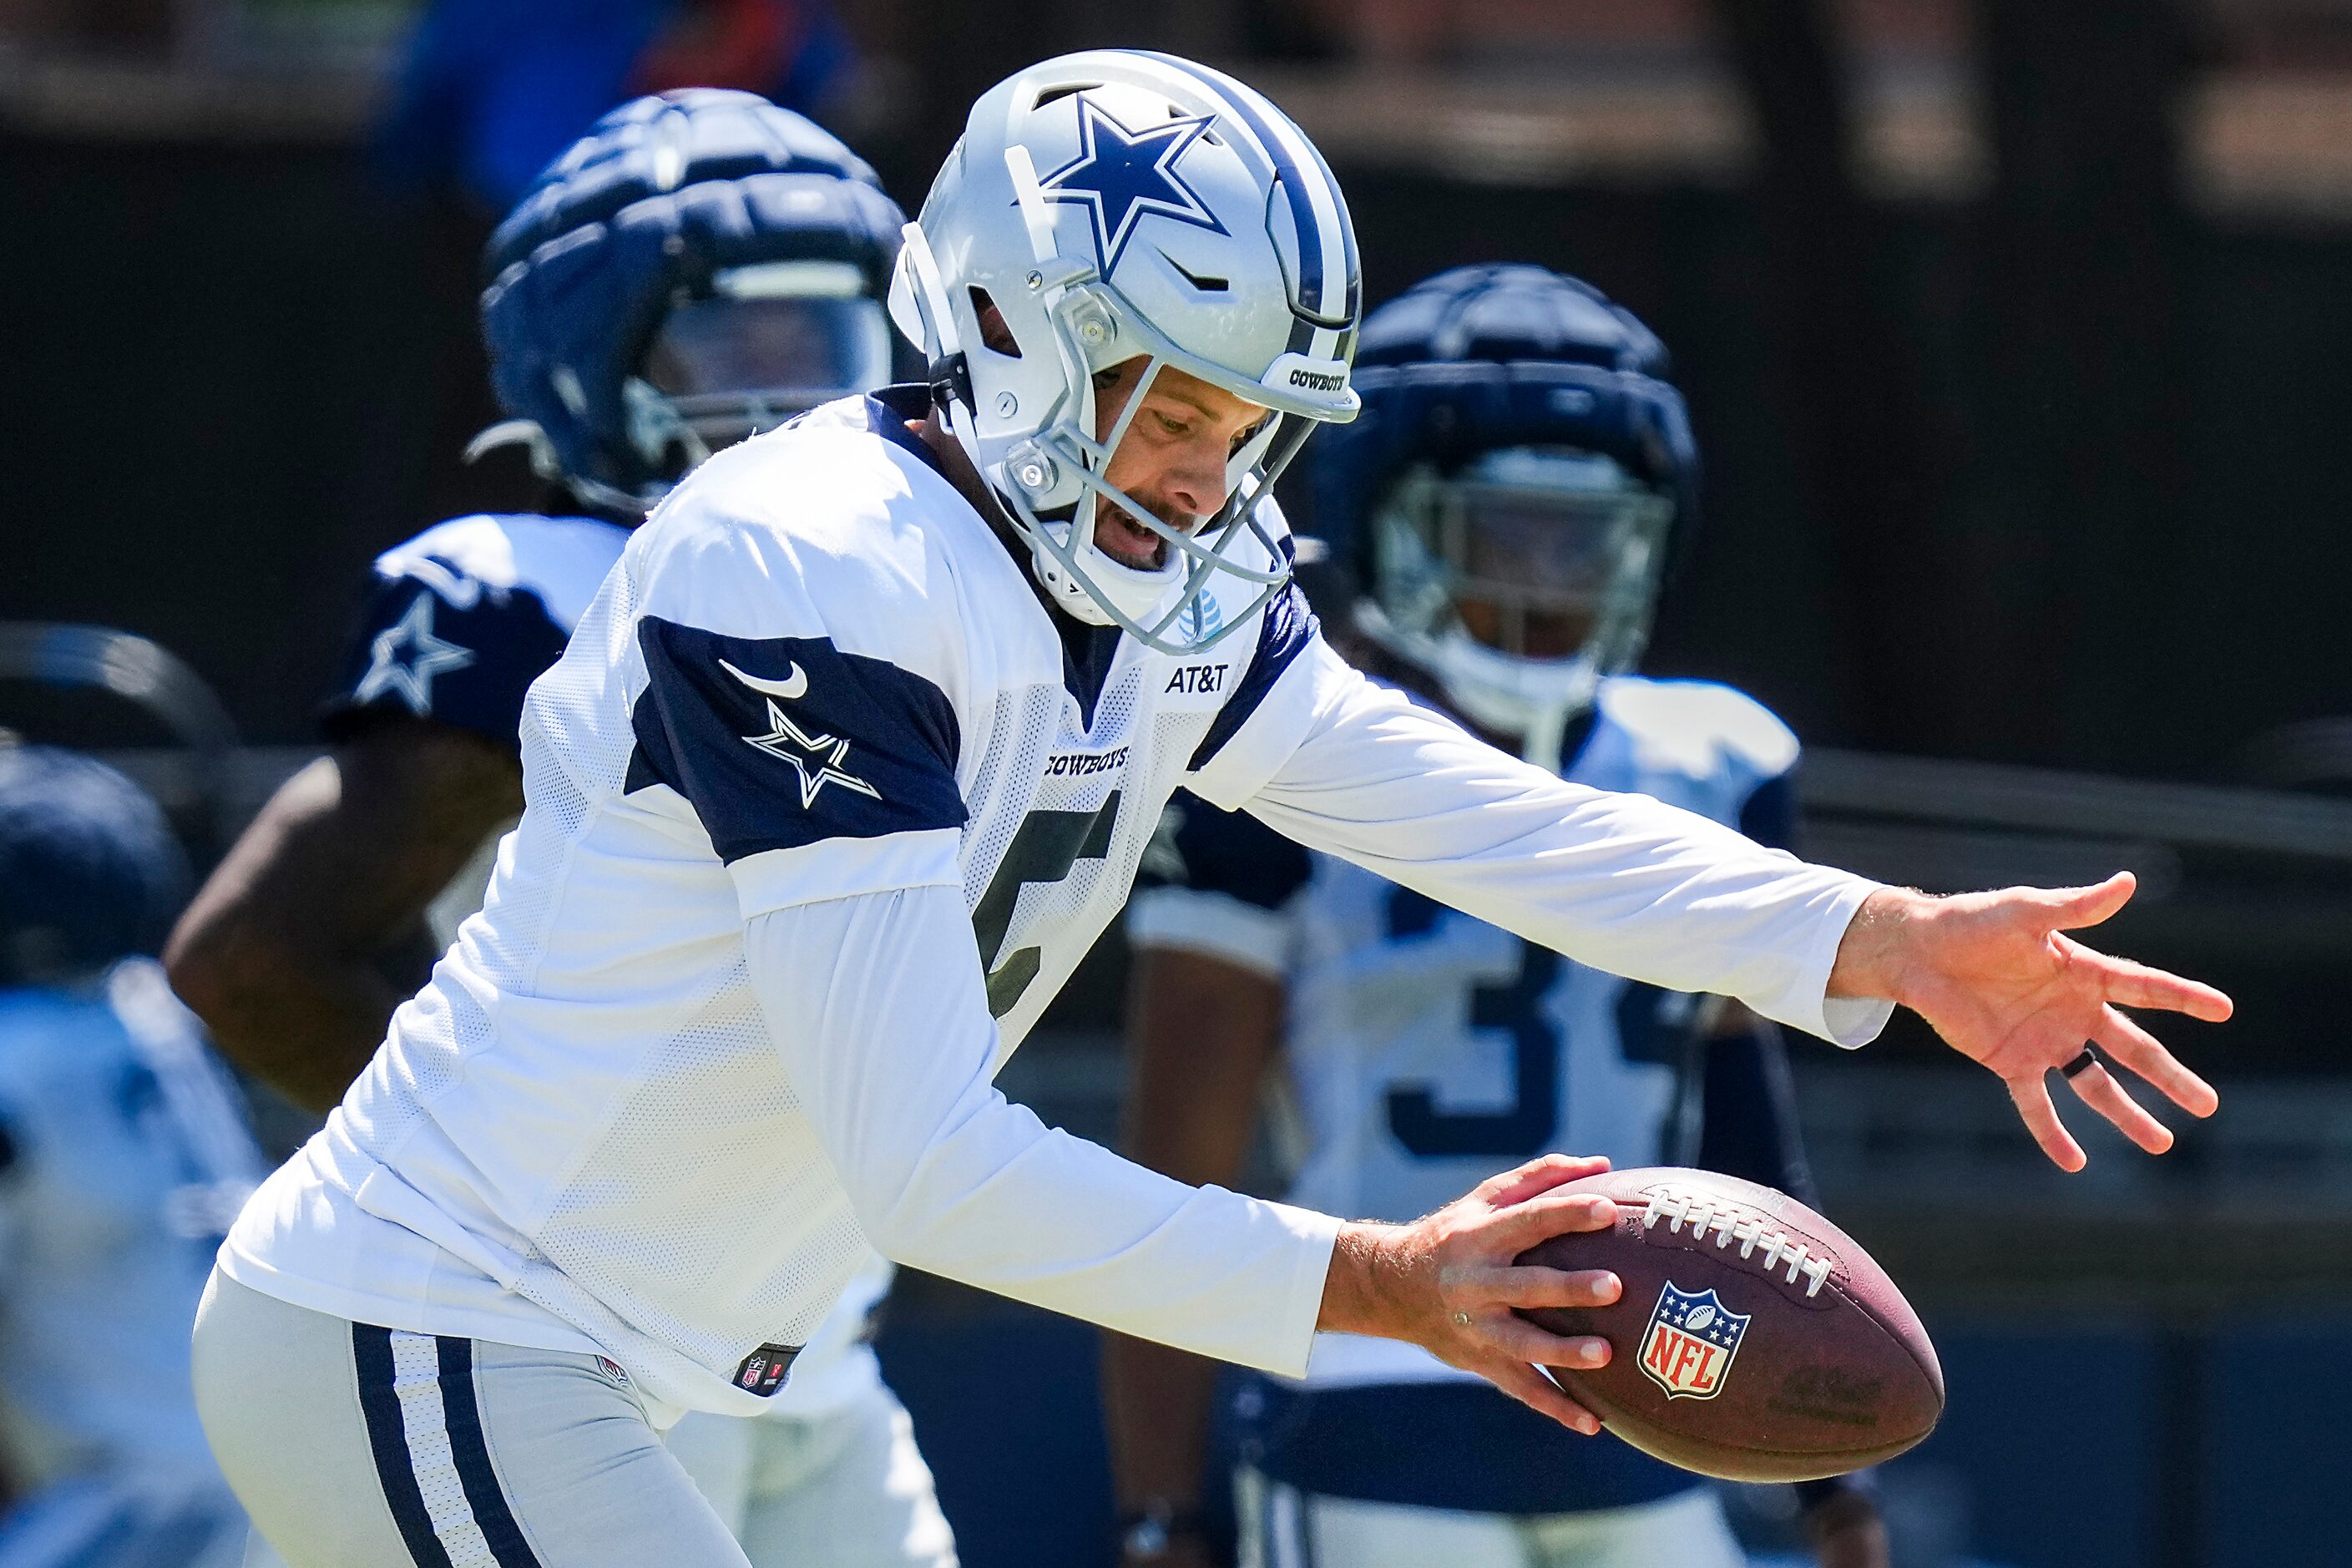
[660,1398,953,1566]
[194,1271,953,1568]
[1236,1466,1746,1568]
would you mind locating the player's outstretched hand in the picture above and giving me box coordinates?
[1318,1153,1622,1434]
[1829,873,2233,1171]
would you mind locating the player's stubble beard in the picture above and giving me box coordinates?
[913,404,1203,619]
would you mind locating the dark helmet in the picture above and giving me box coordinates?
[478,89,908,513]
[1310,265,1700,758]
[0,744,190,988]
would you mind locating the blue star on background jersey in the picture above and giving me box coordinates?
[1039,97,1228,273]
[354,592,478,716]
[326,513,628,753]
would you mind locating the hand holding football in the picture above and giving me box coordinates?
[1515,1166,1942,1482]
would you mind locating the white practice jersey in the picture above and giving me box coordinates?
[318,506,891,1419]
[0,961,264,1488]
[1130,675,1804,1393]
[224,387,1889,1419]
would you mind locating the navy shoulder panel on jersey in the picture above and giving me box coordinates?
[862,386,952,477]
[1737,770,1798,854]
[1187,567,1318,772]
[326,573,569,751]
[625,616,965,863]
[1136,789,1312,911]
[324,513,625,752]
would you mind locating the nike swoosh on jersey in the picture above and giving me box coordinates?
[721,659,809,701]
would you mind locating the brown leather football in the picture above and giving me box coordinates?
[1515,1166,1942,1482]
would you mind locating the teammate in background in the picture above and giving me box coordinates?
[0,745,265,1568]
[185,52,2224,1568]
[165,92,952,1567]
[1107,266,1887,1568]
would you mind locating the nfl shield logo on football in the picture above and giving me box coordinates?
[1638,1282,1751,1401]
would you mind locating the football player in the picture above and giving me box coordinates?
[164,91,952,1567]
[0,746,265,1568]
[1106,266,1885,1568]
[183,52,2225,1568]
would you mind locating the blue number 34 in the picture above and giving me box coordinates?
[1380,887,1690,1159]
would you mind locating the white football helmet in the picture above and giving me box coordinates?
[888,51,1363,654]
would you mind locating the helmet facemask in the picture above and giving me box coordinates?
[473,260,899,517]
[982,275,1313,654]
[1356,448,1674,764]
[632,260,897,466]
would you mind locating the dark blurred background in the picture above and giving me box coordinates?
[3,3,2349,1566]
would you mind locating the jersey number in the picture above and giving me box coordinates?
[1381,888,1564,1158]
[972,792,1120,1018]
[1379,889,1699,1159]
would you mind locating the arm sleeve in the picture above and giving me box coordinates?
[1198,640,1894,1046]
[745,884,1340,1374]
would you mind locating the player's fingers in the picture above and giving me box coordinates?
[2061,1057,2172,1155]
[2095,1004,2220,1118]
[2039,872,2136,932]
[1473,1312,1613,1373]
[2008,1074,2086,1172]
[1463,1264,1621,1311]
[1473,1153,1609,1210]
[1485,1191,1619,1253]
[2074,947,2234,1023]
[1481,1361,1603,1436]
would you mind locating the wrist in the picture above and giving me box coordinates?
[1118,1499,1207,1560]
[1826,886,1930,1004]
[1317,1220,1407,1337]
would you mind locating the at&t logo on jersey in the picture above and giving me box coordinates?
[1638,1282,1749,1400]
[1173,589,1223,646]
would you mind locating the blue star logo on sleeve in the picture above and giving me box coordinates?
[723,660,883,811]
[355,592,476,716]
[1039,98,1229,275]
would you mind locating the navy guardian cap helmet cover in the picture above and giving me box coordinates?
[1313,266,1702,759]
[0,745,190,987]
[480,89,908,513]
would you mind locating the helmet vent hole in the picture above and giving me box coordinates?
[1159,251,1228,294]
[1033,83,1098,109]
[969,288,1022,358]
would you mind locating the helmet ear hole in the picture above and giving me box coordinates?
[969,288,1023,358]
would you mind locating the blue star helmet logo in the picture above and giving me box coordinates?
[1039,97,1229,276]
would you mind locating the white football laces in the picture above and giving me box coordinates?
[1641,1190,1835,1299]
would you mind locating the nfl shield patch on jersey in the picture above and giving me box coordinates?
[1637,1282,1749,1400]
[732,1342,802,1397]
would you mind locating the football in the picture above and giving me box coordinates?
[1515,1166,1943,1482]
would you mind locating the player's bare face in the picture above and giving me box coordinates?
[1459,599,1596,660]
[1089,359,1271,571]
